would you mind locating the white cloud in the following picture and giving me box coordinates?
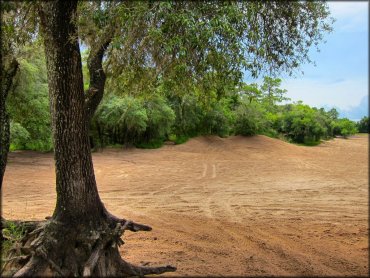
[281,77,368,110]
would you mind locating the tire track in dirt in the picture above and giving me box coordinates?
[2,135,368,276]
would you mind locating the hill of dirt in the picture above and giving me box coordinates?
[2,135,368,276]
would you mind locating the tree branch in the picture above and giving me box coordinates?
[84,36,112,121]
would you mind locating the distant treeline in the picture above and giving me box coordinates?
[8,44,368,152]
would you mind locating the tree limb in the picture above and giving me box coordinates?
[84,36,112,121]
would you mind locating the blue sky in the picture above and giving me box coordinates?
[246,1,368,118]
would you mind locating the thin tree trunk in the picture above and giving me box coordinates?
[0,56,19,189]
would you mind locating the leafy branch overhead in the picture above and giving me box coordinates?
[77,1,333,96]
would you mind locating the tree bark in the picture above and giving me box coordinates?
[85,37,112,121]
[0,56,19,189]
[39,1,105,224]
[7,1,176,276]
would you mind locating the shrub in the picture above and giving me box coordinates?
[201,99,235,137]
[95,95,148,146]
[9,122,30,151]
[7,44,52,151]
[280,104,327,143]
[333,118,358,138]
[357,116,369,133]
[234,102,267,136]
[169,94,203,137]
[141,96,175,142]
[135,138,164,149]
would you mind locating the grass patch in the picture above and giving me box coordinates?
[295,140,322,146]
[135,139,164,149]
[1,221,26,257]
[174,135,189,145]
[167,134,189,145]
[105,143,124,149]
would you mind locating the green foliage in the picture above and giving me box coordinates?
[94,94,176,148]
[9,121,30,150]
[201,99,235,137]
[260,76,290,105]
[6,42,52,151]
[279,103,327,144]
[141,96,175,142]
[173,135,189,145]
[135,138,164,149]
[169,94,203,137]
[1,221,26,259]
[238,83,262,103]
[333,118,358,138]
[95,95,148,146]
[234,102,268,136]
[357,116,369,133]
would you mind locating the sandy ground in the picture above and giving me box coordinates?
[2,135,369,276]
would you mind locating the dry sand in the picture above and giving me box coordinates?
[2,135,368,276]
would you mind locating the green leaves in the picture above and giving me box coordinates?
[357,117,369,133]
[7,42,52,151]
[103,1,333,98]
[94,95,175,146]
[333,118,358,138]
[96,95,147,135]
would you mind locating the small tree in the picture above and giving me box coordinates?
[357,116,369,133]
[334,118,358,138]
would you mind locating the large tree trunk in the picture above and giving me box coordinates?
[0,56,19,189]
[38,0,104,225]
[8,1,175,276]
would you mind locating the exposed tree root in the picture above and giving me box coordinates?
[1,214,176,277]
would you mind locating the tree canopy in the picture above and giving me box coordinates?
[1,1,338,276]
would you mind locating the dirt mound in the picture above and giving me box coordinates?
[172,135,302,153]
[2,135,368,276]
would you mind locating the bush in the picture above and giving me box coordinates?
[357,116,369,133]
[7,43,52,151]
[95,95,148,146]
[135,138,164,149]
[141,96,175,142]
[9,122,30,151]
[280,104,327,143]
[201,99,235,137]
[333,118,358,138]
[234,102,267,136]
[169,94,203,137]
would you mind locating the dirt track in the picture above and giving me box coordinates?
[2,135,369,276]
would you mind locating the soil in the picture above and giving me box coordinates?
[2,135,368,276]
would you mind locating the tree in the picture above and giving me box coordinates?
[333,118,358,138]
[260,76,290,106]
[1,1,36,188]
[3,1,333,276]
[7,42,51,151]
[357,116,369,133]
[238,83,262,104]
[10,2,175,276]
[0,51,18,189]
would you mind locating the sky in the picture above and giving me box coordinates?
[246,1,369,119]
